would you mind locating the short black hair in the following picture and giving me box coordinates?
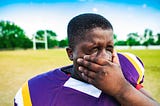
[67,13,113,49]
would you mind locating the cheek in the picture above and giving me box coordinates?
[73,50,85,60]
[72,52,79,61]
[107,51,113,61]
[72,50,85,67]
[103,53,112,61]
[72,51,82,67]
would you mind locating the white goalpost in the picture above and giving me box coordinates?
[33,32,48,50]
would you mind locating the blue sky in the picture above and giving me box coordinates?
[0,0,160,40]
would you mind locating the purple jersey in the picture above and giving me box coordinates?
[14,53,144,106]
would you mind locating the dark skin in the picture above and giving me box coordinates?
[66,27,159,106]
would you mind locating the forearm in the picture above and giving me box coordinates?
[114,83,159,106]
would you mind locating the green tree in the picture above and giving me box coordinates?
[126,33,140,46]
[113,34,118,44]
[46,30,56,38]
[156,33,160,45]
[59,39,68,48]
[35,30,58,49]
[46,30,58,48]
[0,20,32,49]
[114,40,127,46]
[142,29,155,46]
[36,30,45,40]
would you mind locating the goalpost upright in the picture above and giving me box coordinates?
[33,32,48,50]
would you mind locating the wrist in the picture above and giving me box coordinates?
[114,81,133,101]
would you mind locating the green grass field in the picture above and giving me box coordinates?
[0,49,160,105]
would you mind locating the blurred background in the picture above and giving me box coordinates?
[0,0,160,105]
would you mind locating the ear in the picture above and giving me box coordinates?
[66,47,73,61]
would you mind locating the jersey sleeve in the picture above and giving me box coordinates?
[14,81,32,106]
[117,52,145,88]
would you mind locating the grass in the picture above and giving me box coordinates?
[0,49,159,105]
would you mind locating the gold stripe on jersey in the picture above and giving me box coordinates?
[22,82,32,106]
[122,53,144,84]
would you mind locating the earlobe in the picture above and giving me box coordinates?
[66,47,73,61]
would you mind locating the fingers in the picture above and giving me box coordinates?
[77,56,112,73]
[77,55,113,83]
[83,55,110,66]
[77,58,102,73]
[79,66,96,84]
[81,73,95,84]
[78,66,96,79]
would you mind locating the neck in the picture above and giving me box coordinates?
[61,65,88,83]
[71,66,88,83]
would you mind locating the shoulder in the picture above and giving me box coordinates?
[29,68,69,85]
[117,52,145,87]
[28,68,70,93]
[14,67,70,106]
[118,52,144,67]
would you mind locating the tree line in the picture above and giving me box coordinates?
[0,20,160,50]
[0,20,68,50]
[114,29,160,46]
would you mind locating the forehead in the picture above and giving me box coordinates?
[83,28,113,43]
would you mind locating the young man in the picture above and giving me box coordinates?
[14,13,159,106]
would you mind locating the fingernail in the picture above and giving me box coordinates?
[84,55,89,59]
[81,73,85,77]
[78,66,83,70]
[77,58,83,62]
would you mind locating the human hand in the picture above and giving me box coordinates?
[77,51,130,97]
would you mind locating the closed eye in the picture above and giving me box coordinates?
[106,45,113,53]
[91,47,99,53]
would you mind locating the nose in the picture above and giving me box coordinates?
[97,49,112,61]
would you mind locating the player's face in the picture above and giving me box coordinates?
[67,28,114,80]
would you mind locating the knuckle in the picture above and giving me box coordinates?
[101,68,107,76]
[93,57,98,63]
[87,71,91,77]
[86,62,92,69]
[83,69,88,74]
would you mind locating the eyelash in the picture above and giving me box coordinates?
[89,45,113,55]
[106,47,113,53]
[91,47,112,53]
[92,47,99,52]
